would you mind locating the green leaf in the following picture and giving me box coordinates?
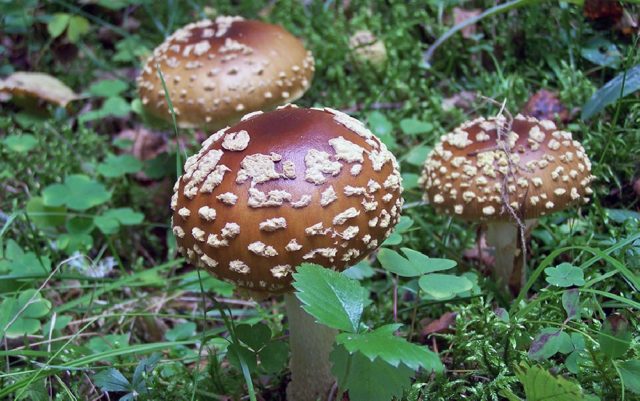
[3,134,37,153]
[404,145,431,166]
[66,15,89,43]
[2,290,52,338]
[97,154,142,178]
[562,289,580,321]
[2,240,51,276]
[418,273,473,300]
[606,208,640,223]
[343,261,375,280]
[581,38,621,68]
[619,360,640,394]
[401,172,419,190]
[102,96,131,117]
[47,13,70,38]
[367,111,392,137]
[165,322,196,341]
[42,175,111,211]
[598,314,631,359]
[399,118,433,136]
[331,344,415,401]
[512,362,583,401]
[336,324,443,372]
[378,248,422,277]
[88,79,128,97]
[528,328,563,361]
[26,197,66,228]
[93,368,131,392]
[66,216,94,235]
[544,263,585,287]
[258,341,289,373]
[227,343,257,372]
[401,248,456,273]
[95,207,144,234]
[582,64,640,120]
[292,263,368,333]
[236,323,271,351]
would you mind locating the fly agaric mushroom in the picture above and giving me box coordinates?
[419,114,594,288]
[170,104,403,401]
[137,17,314,130]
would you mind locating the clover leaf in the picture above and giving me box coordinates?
[42,174,111,211]
[544,263,585,287]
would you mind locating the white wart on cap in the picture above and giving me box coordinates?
[137,17,314,129]
[171,105,403,292]
[419,114,595,221]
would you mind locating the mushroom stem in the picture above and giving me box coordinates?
[485,221,518,288]
[284,293,337,401]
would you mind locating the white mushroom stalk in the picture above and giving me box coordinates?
[170,105,403,400]
[420,114,595,291]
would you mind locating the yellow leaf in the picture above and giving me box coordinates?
[0,72,79,107]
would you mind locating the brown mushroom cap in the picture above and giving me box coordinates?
[419,114,595,221]
[171,105,403,293]
[137,17,314,130]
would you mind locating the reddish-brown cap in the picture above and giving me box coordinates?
[171,105,403,292]
[137,17,314,130]
[419,114,595,221]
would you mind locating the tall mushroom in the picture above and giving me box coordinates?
[419,114,594,289]
[137,17,314,130]
[170,105,403,401]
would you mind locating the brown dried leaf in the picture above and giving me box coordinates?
[442,90,477,112]
[452,8,482,39]
[521,89,568,122]
[422,312,457,336]
[0,72,79,106]
[584,0,623,23]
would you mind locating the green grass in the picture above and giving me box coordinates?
[1,0,639,400]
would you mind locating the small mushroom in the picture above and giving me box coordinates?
[419,114,595,290]
[349,30,387,70]
[137,17,314,130]
[171,104,403,401]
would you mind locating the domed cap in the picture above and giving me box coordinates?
[137,17,314,130]
[171,105,403,292]
[419,114,595,221]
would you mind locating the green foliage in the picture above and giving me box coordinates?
[502,362,585,401]
[544,263,585,287]
[2,134,38,153]
[47,13,90,43]
[96,154,143,178]
[42,174,111,211]
[0,289,52,339]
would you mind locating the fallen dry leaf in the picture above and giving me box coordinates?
[452,8,482,39]
[442,90,477,112]
[422,312,457,337]
[584,0,623,24]
[0,72,79,106]
[521,89,568,122]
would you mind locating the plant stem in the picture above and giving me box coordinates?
[284,293,337,401]
[486,221,518,288]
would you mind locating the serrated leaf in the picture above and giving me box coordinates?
[619,360,640,394]
[544,263,585,287]
[513,362,583,401]
[331,344,414,401]
[292,263,368,333]
[418,273,473,300]
[93,368,131,392]
[259,341,289,373]
[236,323,271,351]
[582,64,640,120]
[562,289,580,321]
[88,79,128,97]
[336,324,443,372]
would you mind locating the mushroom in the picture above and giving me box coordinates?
[137,17,314,130]
[171,104,403,401]
[419,114,595,289]
[349,30,387,70]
